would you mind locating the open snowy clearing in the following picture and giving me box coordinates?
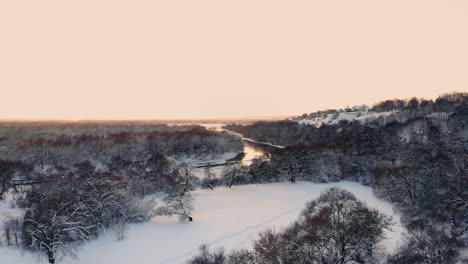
[0,181,405,264]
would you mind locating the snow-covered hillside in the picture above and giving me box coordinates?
[0,182,404,264]
[293,105,453,129]
[296,110,394,127]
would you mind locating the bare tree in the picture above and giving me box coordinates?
[222,164,249,188]
[156,166,196,222]
[202,166,217,190]
[187,245,226,264]
[387,226,461,264]
[23,192,94,264]
[157,192,194,222]
[254,188,392,264]
[178,163,199,195]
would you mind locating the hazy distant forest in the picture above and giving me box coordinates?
[0,92,467,264]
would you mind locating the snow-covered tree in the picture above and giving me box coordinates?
[273,148,304,183]
[177,163,199,195]
[20,171,157,263]
[157,192,194,222]
[22,189,93,264]
[187,245,226,264]
[388,226,461,264]
[156,165,197,222]
[222,164,250,188]
[254,188,392,264]
[201,166,218,190]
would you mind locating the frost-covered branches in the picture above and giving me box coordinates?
[23,195,93,264]
[15,170,157,263]
[256,188,393,264]
[157,192,194,222]
[388,225,462,264]
[156,164,197,222]
[222,164,250,188]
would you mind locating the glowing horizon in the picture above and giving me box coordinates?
[0,115,292,122]
[1,0,467,120]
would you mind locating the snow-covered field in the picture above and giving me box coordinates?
[0,181,404,264]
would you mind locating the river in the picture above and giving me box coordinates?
[199,123,282,167]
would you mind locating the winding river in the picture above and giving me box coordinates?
[200,124,282,167]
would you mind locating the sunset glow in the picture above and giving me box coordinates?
[1,0,467,119]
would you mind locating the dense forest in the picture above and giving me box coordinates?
[0,122,242,263]
[213,92,468,263]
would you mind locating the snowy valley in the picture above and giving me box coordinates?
[0,92,467,264]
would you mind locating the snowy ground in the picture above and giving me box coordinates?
[297,111,394,127]
[0,181,404,264]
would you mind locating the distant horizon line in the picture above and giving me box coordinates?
[0,115,292,122]
[1,91,464,122]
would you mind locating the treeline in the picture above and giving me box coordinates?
[293,91,467,122]
[294,105,370,121]
[218,92,468,263]
[225,92,468,147]
[0,124,242,167]
[372,91,468,112]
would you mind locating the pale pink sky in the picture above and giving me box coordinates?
[0,0,467,119]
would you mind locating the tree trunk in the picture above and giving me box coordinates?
[290,175,296,183]
[0,179,6,195]
[48,250,55,264]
